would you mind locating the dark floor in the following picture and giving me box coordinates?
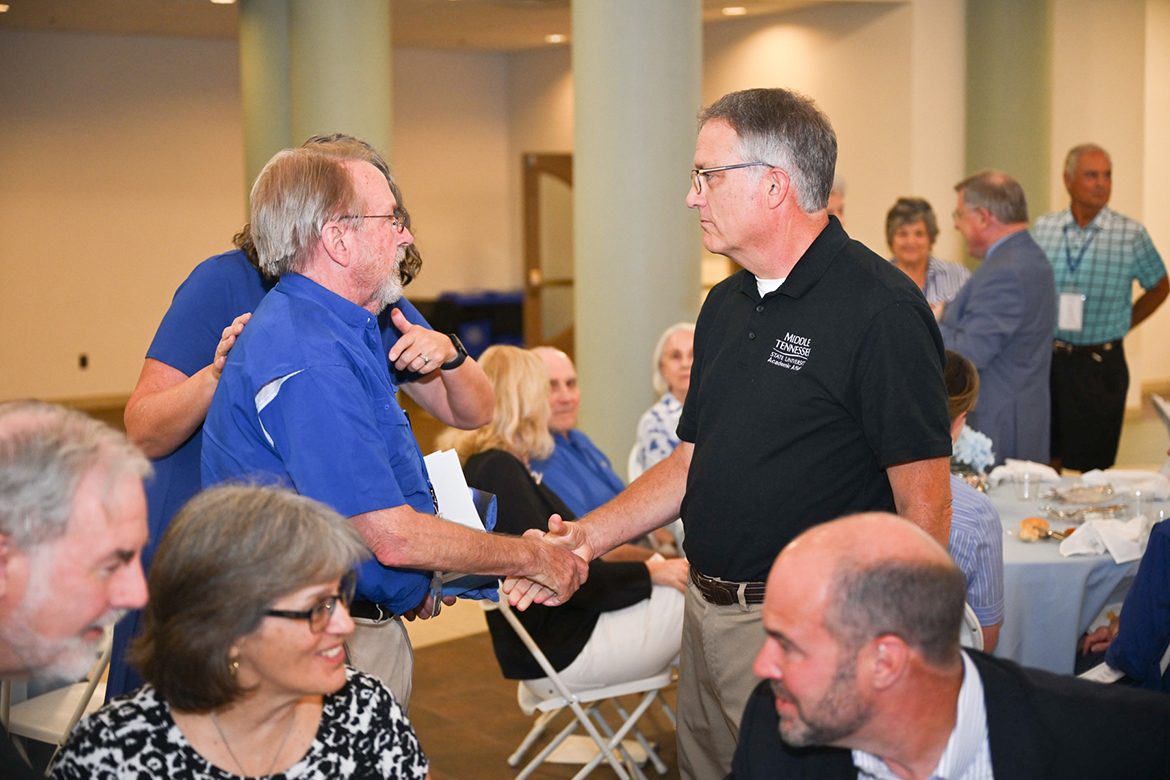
[411,632,680,780]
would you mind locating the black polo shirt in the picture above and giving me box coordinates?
[678,218,951,583]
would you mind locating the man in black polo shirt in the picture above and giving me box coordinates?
[504,87,953,780]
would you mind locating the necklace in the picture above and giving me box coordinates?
[209,706,297,777]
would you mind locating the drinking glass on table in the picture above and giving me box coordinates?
[1013,473,1036,501]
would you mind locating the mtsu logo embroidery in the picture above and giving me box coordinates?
[768,331,811,371]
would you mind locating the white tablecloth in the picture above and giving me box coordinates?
[987,478,1167,674]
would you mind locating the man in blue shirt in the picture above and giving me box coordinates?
[202,139,586,705]
[529,347,626,517]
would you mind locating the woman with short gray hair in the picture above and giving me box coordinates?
[886,196,971,309]
[51,485,429,780]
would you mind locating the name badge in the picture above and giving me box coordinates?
[1058,291,1085,332]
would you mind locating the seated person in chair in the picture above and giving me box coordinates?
[0,402,151,779]
[528,347,627,518]
[442,346,686,687]
[1080,462,1170,693]
[944,350,1005,651]
[52,485,428,780]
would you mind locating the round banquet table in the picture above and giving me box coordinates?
[987,477,1169,674]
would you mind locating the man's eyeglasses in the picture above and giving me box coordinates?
[266,570,358,634]
[691,162,771,194]
[339,211,409,234]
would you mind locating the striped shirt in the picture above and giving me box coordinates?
[889,256,972,306]
[854,652,993,780]
[949,474,1005,627]
[1033,206,1166,344]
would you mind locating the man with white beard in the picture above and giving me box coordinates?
[201,139,589,706]
[0,401,150,775]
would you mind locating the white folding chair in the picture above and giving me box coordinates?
[485,593,675,780]
[959,603,984,652]
[0,625,113,773]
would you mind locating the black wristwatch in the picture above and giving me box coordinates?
[440,333,469,370]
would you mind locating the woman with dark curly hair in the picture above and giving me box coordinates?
[52,485,429,780]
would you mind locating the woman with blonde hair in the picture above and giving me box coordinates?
[443,346,685,686]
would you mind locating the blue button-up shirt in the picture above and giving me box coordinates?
[202,273,433,612]
[530,429,626,517]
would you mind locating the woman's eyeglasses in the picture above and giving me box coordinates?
[266,570,358,634]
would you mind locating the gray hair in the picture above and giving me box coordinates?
[824,557,967,669]
[698,88,837,213]
[651,322,695,396]
[132,484,369,712]
[1064,143,1111,181]
[0,401,151,548]
[302,134,422,286]
[955,170,1028,225]
[885,197,940,249]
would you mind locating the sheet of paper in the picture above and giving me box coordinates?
[423,449,484,531]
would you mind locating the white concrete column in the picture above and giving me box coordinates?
[288,0,393,157]
[909,0,966,265]
[572,0,703,465]
[239,0,292,196]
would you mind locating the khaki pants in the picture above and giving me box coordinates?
[346,615,415,709]
[677,580,765,780]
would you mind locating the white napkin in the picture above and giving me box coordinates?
[987,459,1061,488]
[1059,514,1154,564]
[1080,469,1170,500]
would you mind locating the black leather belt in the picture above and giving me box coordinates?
[689,568,766,606]
[1053,339,1121,355]
[348,600,396,622]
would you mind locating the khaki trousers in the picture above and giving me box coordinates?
[677,580,765,780]
[345,615,415,709]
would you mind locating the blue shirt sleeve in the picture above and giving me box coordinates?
[1107,521,1170,691]
[147,254,269,376]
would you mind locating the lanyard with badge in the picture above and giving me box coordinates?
[1057,222,1097,332]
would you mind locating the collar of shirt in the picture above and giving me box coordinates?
[1057,205,1115,234]
[732,217,851,302]
[276,273,381,334]
[852,651,990,780]
[658,392,683,414]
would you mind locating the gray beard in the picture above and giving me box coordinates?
[369,245,406,314]
[0,608,127,684]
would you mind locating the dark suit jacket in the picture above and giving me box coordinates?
[939,230,1056,464]
[728,651,1170,780]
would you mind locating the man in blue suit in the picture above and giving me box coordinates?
[938,171,1056,464]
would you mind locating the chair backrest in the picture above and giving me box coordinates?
[627,444,644,484]
[1151,394,1170,432]
[958,603,984,651]
[2,625,113,747]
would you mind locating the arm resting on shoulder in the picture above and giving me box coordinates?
[1131,275,1169,329]
[124,312,250,458]
[887,456,952,548]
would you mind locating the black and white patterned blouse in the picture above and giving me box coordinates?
[50,669,428,779]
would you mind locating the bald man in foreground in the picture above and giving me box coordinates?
[730,513,1170,780]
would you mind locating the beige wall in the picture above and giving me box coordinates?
[4,2,1168,404]
[0,30,246,401]
[393,48,513,298]
[1048,0,1170,407]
